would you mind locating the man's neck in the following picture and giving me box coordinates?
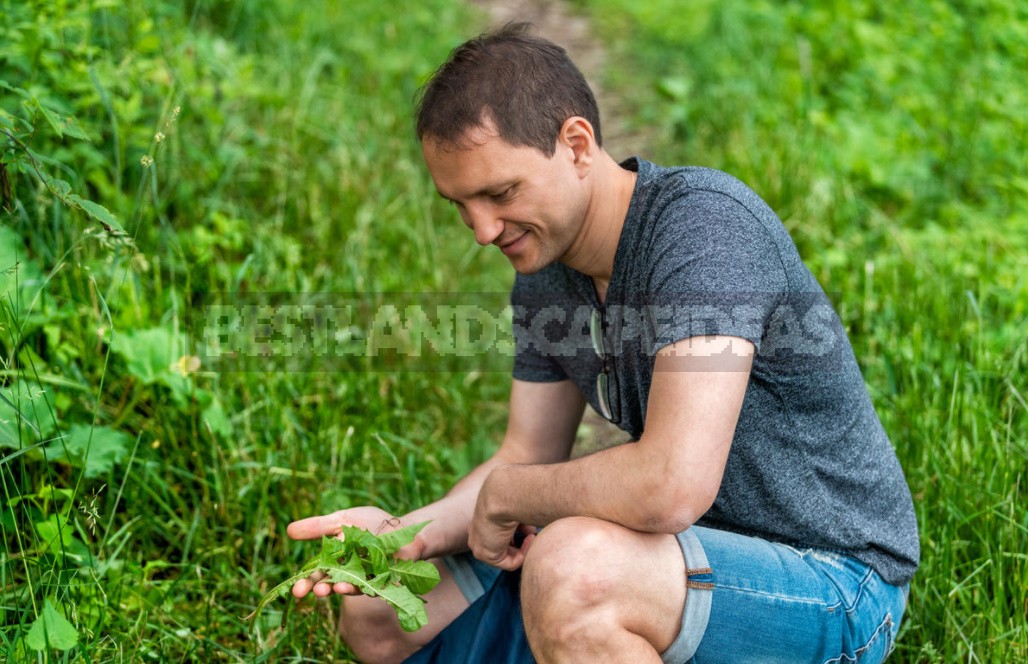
[560,153,637,302]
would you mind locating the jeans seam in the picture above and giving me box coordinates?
[712,583,827,606]
[843,565,875,615]
[821,612,893,664]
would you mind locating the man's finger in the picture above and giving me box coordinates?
[292,570,327,598]
[286,512,345,540]
[333,581,358,595]
[292,578,313,598]
[291,579,309,598]
[518,531,537,557]
[494,544,529,571]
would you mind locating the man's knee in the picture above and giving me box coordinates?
[521,517,687,653]
[521,517,632,654]
[522,517,622,612]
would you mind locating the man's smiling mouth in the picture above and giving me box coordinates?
[498,232,528,254]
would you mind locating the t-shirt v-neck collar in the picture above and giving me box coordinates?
[585,156,650,309]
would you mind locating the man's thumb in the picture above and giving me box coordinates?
[396,535,427,561]
[286,512,344,541]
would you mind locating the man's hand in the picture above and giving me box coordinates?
[286,506,427,598]
[469,470,537,570]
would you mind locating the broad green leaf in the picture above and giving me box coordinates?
[323,553,376,594]
[56,114,91,141]
[36,483,76,503]
[34,514,74,554]
[314,533,349,564]
[369,576,429,633]
[0,382,57,449]
[387,559,440,596]
[110,327,190,398]
[38,171,72,198]
[26,599,78,651]
[0,224,44,309]
[37,519,90,564]
[376,521,430,556]
[0,81,33,105]
[44,424,130,477]
[201,396,232,437]
[33,99,66,138]
[341,524,389,572]
[66,194,125,233]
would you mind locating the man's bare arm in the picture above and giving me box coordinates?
[469,335,754,569]
[399,377,585,560]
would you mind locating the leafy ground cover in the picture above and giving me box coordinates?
[2,0,1025,661]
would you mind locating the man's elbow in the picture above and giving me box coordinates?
[635,475,718,534]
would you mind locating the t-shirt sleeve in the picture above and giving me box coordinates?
[510,276,570,383]
[641,188,788,355]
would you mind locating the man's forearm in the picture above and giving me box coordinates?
[477,352,748,538]
[479,439,708,536]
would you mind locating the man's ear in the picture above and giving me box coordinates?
[558,117,596,175]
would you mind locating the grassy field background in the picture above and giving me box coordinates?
[1,0,1025,661]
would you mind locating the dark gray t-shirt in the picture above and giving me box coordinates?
[511,157,919,585]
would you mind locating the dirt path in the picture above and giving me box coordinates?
[470,0,636,455]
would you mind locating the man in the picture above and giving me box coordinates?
[286,23,919,663]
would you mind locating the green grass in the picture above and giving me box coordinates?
[2,1,508,660]
[2,0,1026,661]
[581,0,1028,660]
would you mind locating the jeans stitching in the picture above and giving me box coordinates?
[821,612,893,664]
[712,582,828,606]
[843,565,875,615]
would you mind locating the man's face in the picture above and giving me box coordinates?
[422,123,588,275]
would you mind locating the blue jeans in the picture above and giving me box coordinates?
[445,525,909,663]
[663,526,908,663]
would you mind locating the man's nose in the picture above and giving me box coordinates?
[467,206,504,246]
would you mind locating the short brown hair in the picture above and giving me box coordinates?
[415,23,602,156]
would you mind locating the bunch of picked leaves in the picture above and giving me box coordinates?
[249,522,440,632]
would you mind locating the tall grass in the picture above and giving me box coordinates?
[581,0,1028,660]
[2,0,1025,661]
[2,1,508,660]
